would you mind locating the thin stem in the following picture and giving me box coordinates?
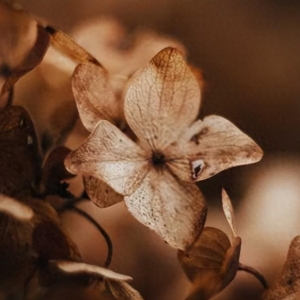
[60,204,113,268]
[238,263,269,289]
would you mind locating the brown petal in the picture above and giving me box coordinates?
[106,280,144,300]
[72,63,121,132]
[124,168,206,250]
[65,120,149,196]
[124,47,201,151]
[169,115,263,182]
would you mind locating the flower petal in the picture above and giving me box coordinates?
[124,169,206,250]
[72,63,121,132]
[124,47,201,151]
[83,175,123,208]
[53,260,132,281]
[65,120,149,196]
[169,115,263,182]
[106,280,144,300]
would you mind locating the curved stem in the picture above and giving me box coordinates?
[59,203,113,268]
[238,263,268,289]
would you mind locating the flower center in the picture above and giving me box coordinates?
[151,151,166,167]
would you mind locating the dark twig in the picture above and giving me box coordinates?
[59,202,113,268]
[238,263,269,289]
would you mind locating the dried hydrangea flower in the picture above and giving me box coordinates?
[65,47,263,250]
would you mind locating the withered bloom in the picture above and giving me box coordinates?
[66,47,263,250]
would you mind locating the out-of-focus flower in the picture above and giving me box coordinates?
[262,236,300,300]
[0,194,143,300]
[65,47,263,250]
[0,2,49,105]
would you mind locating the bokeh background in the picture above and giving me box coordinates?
[10,1,300,299]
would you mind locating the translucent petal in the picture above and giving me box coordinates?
[83,175,123,208]
[53,260,132,281]
[65,120,149,196]
[169,115,263,182]
[72,63,121,132]
[124,169,206,250]
[106,280,144,300]
[124,47,201,151]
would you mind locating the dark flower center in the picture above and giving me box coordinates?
[152,151,166,167]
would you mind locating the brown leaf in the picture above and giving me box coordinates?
[178,227,241,300]
[0,105,40,196]
[262,236,300,300]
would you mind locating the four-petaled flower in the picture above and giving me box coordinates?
[65,47,263,250]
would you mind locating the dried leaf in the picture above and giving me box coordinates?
[72,63,120,132]
[83,175,123,208]
[262,236,300,300]
[0,105,40,196]
[124,47,201,151]
[178,227,241,300]
[106,280,144,300]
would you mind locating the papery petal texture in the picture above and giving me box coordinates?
[125,47,201,151]
[106,280,144,300]
[83,175,123,208]
[72,63,120,132]
[169,115,263,182]
[65,120,149,196]
[124,169,206,250]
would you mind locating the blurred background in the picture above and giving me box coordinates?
[9,0,300,299]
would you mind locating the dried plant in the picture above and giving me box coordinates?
[1,2,299,300]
